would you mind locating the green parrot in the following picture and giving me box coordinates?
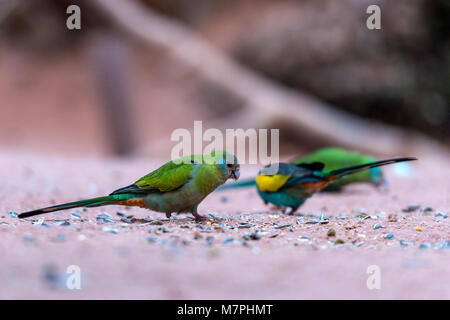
[254,157,416,214]
[218,147,386,192]
[291,148,385,191]
[18,151,240,220]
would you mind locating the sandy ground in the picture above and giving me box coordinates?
[0,151,449,299]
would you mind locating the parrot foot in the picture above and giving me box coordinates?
[282,207,294,215]
[165,212,172,219]
[192,212,207,221]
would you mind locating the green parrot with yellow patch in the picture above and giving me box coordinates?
[219,147,389,192]
[254,156,416,214]
[19,151,240,220]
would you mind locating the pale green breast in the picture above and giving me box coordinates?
[143,164,227,214]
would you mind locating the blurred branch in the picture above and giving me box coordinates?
[0,0,21,25]
[90,33,136,156]
[94,0,445,157]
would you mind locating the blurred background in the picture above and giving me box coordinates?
[1,0,449,159]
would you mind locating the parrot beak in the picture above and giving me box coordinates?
[231,169,240,180]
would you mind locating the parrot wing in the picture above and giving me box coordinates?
[110,160,195,195]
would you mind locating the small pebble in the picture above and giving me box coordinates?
[269,233,279,238]
[223,237,234,244]
[296,217,305,224]
[335,239,345,244]
[205,236,215,246]
[8,211,18,218]
[274,224,291,230]
[373,224,382,230]
[102,226,119,234]
[327,229,336,237]
[146,236,161,243]
[419,243,430,250]
[23,234,35,244]
[243,231,261,240]
[384,233,394,240]
[402,204,420,213]
[70,213,82,220]
[399,239,415,247]
[415,226,423,232]
[121,217,132,224]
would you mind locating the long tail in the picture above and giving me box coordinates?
[216,178,256,191]
[18,195,120,219]
[324,157,417,180]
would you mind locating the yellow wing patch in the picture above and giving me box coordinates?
[256,174,290,192]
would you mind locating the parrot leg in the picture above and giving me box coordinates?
[191,207,207,221]
[192,212,207,220]
[165,212,172,219]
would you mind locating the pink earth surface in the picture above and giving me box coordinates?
[0,151,449,299]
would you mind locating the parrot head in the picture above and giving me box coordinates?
[208,150,240,181]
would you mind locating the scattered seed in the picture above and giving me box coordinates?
[402,204,420,213]
[373,224,382,230]
[102,226,119,234]
[243,231,261,240]
[419,243,430,249]
[238,223,253,229]
[146,236,161,243]
[269,233,279,238]
[70,213,82,220]
[121,217,132,224]
[327,229,336,237]
[273,224,291,230]
[335,239,345,244]
[415,226,423,232]
[355,213,370,220]
[296,217,305,224]
[205,236,215,246]
[8,211,18,218]
[222,237,234,244]
[399,239,415,247]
